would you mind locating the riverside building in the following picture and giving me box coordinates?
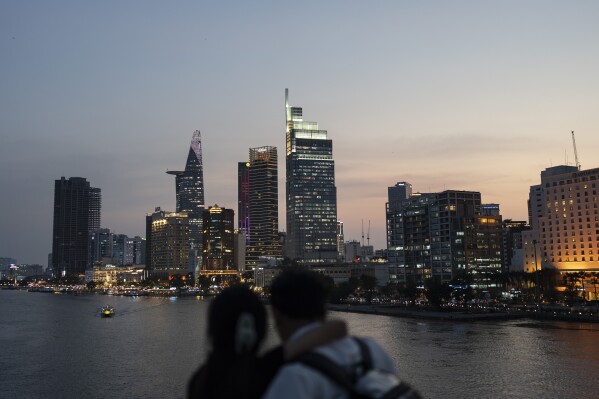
[167,130,205,274]
[285,89,338,263]
[386,188,502,287]
[238,146,281,269]
[145,208,190,278]
[524,165,599,278]
[52,177,101,277]
[202,205,235,271]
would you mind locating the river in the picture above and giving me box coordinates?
[1,289,597,398]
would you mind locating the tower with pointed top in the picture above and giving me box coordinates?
[285,89,338,263]
[167,130,205,273]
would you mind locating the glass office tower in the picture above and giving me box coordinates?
[285,89,338,263]
[246,146,281,267]
[52,177,101,277]
[167,130,205,273]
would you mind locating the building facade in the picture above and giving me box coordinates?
[146,208,190,277]
[524,165,599,275]
[502,220,529,273]
[241,146,281,268]
[237,161,250,242]
[285,89,338,263]
[386,181,413,267]
[202,205,235,271]
[89,228,114,266]
[167,130,205,273]
[387,190,502,285]
[52,177,101,277]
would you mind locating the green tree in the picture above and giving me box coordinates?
[424,278,452,309]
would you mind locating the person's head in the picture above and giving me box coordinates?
[207,285,266,356]
[269,269,329,341]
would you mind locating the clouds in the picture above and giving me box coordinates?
[1,1,599,264]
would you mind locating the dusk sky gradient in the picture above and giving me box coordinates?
[2,1,599,265]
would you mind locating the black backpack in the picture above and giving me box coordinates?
[296,337,421,399]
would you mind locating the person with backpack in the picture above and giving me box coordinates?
[263,269,421,399]
[187,285,347,399]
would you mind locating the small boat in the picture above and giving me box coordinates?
[100,305,115,318]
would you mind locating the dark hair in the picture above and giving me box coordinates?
[269,269,328,320]
[208,285,266,355]
[189,286,267,398]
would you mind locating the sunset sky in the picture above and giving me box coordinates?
[2,1,599,265]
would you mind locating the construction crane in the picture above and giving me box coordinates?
[571,131,581,171]
[361,220,365,247]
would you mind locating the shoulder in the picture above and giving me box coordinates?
[263,362,334,399]
[355,336,396,374]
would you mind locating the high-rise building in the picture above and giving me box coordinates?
[239,146,281,268]
[146,207,190,277]
[167,130,205,273]
[52,177,101,277]
[387,189,501,285]
[237,161,250,242]
[386,181,413,267]
[202,205,235,271]
[285,89,338,263]
[502,220,529,273]
[89,228,114,266]
[132,236,144,265]
[464,208,503,287]
[113,234,134,266]
[387,182,413,212]
[524,165,599,281]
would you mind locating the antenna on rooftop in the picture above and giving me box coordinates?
[571,131,581,171]
[367,220,371,247]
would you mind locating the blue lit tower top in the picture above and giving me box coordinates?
[285,89,338,263]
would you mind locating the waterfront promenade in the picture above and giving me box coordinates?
[328,303,599,323]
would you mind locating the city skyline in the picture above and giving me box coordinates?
[2,2,599,265]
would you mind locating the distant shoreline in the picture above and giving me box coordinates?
[328,303,599,324]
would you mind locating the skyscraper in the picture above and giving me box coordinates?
[524,165,599,282]
[89,228,114,266]
[237,161,250,241]
[386,181,413,267]
[387,189,501,286]
[52,177,101,277]
[285,89,338,263]
[202,205,235,270]
[239,146,281,268]
[146,207,190,276]
[167,130,205,273]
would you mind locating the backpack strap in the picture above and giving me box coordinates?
[352,337,373,371]
[296,351,354,391]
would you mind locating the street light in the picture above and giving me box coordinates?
[532,239,539,306]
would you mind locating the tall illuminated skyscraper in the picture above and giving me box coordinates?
[285,89,338,263]
[246,146,281,267]
[167,130,205,273]
[202,205,235,270]
[52,177,101,277]
[237,161,250,241]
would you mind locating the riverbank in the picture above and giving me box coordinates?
[328,303,599,323]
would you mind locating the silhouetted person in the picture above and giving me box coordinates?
[263,269,401,399]
[187,285,346,399]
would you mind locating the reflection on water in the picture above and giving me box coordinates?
[1,290,597,399]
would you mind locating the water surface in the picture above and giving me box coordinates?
[1,290,597,398]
